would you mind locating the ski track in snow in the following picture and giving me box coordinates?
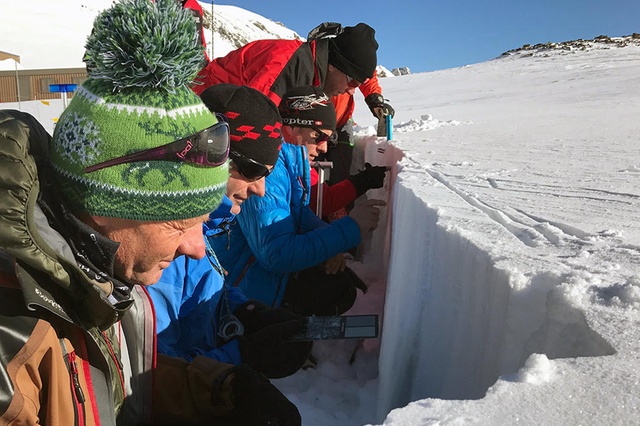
[390,110,640,267]
[397,128,640,277]
[366,81,640,420]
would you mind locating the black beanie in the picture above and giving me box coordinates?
[328,23,378,83]
[278,86,337,132]
[199,84,283,165]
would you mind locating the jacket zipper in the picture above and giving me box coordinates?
[101,331,126,397]
[66,350,87,426]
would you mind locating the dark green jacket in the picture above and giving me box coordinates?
[0,110,235,425]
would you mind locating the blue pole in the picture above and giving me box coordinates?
[386,114,392,141]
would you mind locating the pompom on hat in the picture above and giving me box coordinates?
[199,84,283,166]
[50,0,228,221]
[328,23,379,83]
[278,86,337,132]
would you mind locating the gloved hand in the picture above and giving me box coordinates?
[348,163,388,196]
[364,93,395,119]
[234,300,303,335]
[235,303,312,378]
[229,364,302,426]
[344,266,368,294]
[336,127,351,144]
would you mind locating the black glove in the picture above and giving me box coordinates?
[229,364,302,426]
[235,304,312,378]
[364,93,395,119]
[348,163,387,196]
[344,266,368,294]
[234,300,303,335]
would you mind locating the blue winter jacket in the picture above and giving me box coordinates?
[214,143,362,307]
[147,196,248,365]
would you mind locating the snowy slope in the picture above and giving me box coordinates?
[0,0,114,70]
[197,2,301,59]
[369,42,640,424]
[278,40,640,425]
[0,0,301,71]
[0,0,394,77]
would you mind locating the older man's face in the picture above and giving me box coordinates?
[90,214,209,286]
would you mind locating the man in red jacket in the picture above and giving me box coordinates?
[303,23,395,186]
[192,22,379,107]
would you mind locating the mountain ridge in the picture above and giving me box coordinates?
[499,33,640,59]
[0,0,301,71]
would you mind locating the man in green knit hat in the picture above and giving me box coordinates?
[0,0,301,425]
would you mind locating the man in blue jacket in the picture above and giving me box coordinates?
[215,85,385,315]
[147,84,311,379]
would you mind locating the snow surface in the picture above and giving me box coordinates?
[274,44,640,425]
[3,1,640,424]
[0,0,300,71]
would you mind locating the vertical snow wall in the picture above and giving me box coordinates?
[357,142,616,422]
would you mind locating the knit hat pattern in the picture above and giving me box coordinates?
[278,86,337,132]
[328,23,379,83]
[199,84,283,165]
[51,0,227,221]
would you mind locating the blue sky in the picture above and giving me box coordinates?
[201,0,639,73]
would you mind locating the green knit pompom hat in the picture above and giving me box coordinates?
[50,0,227,221]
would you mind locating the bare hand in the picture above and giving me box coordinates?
[324,253,346,274]
[348,199,386,236]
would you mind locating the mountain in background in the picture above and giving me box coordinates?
[0,0,394,76]
[499,33,640,59]
[0,0,299,71]
[196,2,302,59]
[1,0,636,75]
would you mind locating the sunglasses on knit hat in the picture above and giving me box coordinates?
[84,120,230,173]
[229,149,272,181]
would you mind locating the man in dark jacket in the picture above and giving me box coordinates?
[0,0,300,425]
[192,22,380,106]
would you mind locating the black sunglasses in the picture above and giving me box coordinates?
[346,75,361,88]
[229,149,272,181]
[84,120,230,173]
[311,126,338,146]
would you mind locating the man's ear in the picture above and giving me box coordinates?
[80,213,115,233]
[280,125,295,140]
[83,214,107,228]
[73,211,102,228]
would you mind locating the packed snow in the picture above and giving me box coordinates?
[2,1,640,424]
[274,42,640,425]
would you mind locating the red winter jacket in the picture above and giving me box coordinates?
[309,168,358,218]
[192,38,331,106]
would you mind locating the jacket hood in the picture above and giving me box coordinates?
[0,110,130,330]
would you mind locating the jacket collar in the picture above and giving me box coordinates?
[312,39,330,87]
[25,199,134,330]
[0,110,132,331]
